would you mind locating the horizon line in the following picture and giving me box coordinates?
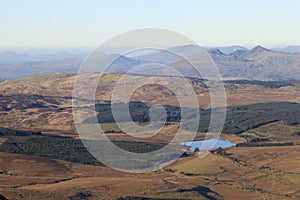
[1,44,300,50]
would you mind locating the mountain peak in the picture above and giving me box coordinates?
[251,45,270,52]
[246,46,273,57]
[0,50,19,56]
[207,48,226,56]
[218,46,249,55]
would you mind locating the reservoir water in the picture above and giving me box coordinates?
[182,138,236,151]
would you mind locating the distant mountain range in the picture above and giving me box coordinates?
[271,46,300,54]
[209,45,249,55]
[0,50,88,64]
[0,50,87,80]
[133,45,300,80]
[206,45,300,80]
[1,45,300,81]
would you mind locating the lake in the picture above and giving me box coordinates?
[182,138,236,151]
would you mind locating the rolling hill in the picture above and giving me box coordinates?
[0,72,300,132]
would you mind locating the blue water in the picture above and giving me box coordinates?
[181,139,236,151]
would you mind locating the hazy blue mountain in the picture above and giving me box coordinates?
[0,49,88,64]
[1,45,300,81]
[170,45,300,80]
[213,45,249,55]
[0,59,81,80]
[272,46,300,54]
[168,44,203,56]
[0,51,32,64]
[133,45,203,65]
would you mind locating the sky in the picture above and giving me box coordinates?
[0,0,300,48]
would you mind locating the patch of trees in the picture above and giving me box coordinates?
[225,80,293,88]
[214,147,228,156]
[246,137,268,143]
[235,136,293,147]
[0,134,168,165]
[0,136,102,165]
[103,130,123,134]
[189,102,300,134]
[68,191,93,200]
[0,127,41,137]
[236,142,294,147]
[292,132,300,136]
[84,101,300,135]
[83,101,186,124]
[221,102,300,134]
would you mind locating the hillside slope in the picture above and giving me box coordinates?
[0,73,300,132]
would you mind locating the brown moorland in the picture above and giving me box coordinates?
[1,73,300,133]
[1,146,300,200]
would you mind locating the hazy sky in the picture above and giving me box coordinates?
[1,0,299,48]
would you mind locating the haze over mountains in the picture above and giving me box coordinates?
[1,45,300,81]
